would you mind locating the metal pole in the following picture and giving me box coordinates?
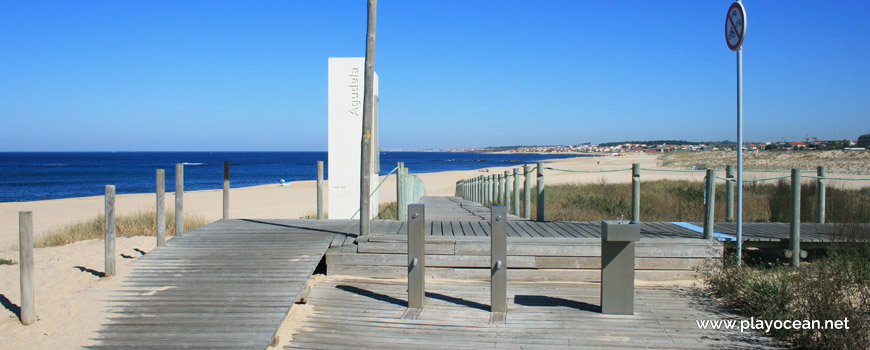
[703,169,716,240]
[513,168,520,215]
[19,211,34,325]
[536,161,545,222]
[317,161,324,219]
[523,164,531,219]
[359,0,377,236]
[817,165,826,223]
[223,161,230,220]
[490,206,507,313]
[631,163,640,223]
[156,169,165,247]
[726,164,735,222]
[790,169,801,267]
[407,204,425,309]
[175,163,184,237]
[736,25,744,265]
[105,185,116,277]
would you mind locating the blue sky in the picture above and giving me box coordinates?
[2,1,868,151]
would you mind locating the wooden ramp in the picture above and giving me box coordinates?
[286,277,778,349]
[89,219,344,350]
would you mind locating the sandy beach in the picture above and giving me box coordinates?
[1,152,868,349]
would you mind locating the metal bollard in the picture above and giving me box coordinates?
[491,206,507,317]
[600,220,640,315]
[407,204,425,309]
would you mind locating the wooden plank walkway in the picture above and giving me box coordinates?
[418,196,520,220]
[89,219,343,350]
[286,277,780,349]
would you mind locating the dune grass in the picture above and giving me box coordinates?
[703,242,870,348]
[377,201,398,220]
[0,258,15,265]
[525,179,870,223]
[35,209,209,248]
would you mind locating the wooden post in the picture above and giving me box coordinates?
[317,161,325,219]
[175,163,184,237]
[703,170,716,240]
[513,168,520,215]
[359,0,377,236]
[397,162,406,221]
[726,164,735,222]
[504,171,511,213]
[790,169,801,267]
[523,164,531,219]
[817,165,825,223]
[222,161,230,219]
[156,169,166,247]
[19,211,34,325]
[489,175,495,205]
[105,185,116,277]
[631,163,640,223]
[498,174,505,206]
[536,161,545,222]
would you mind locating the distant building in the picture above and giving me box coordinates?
[858,134,870,149]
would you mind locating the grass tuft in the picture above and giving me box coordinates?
[35,209,209,248]
[0,258,15,265]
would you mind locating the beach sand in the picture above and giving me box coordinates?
[1,152,867,349]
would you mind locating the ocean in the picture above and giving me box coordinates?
[0,152,591,202]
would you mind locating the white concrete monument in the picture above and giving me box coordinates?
[328,57,379,219]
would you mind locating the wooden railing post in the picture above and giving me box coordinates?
[175,163,184,237]
[536,162,545,222]
[790,169,801,267]
[497,174,504,206]
[817,165,826,223]
[504,171,511,213]
[703,170,716,240]
[317,161,325,219]
[726,164,735,222]
[523,164,531,219]
[513,168,520,215]
[156,169,166,247]
[19,211,34,325]
[105,185,116,277]
[223,161,230,219]
[631,163,640,223]
[397,162,407,221]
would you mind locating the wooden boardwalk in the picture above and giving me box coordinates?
[90,219,346,350]
[286,277,779,349]
[417,196,521,220]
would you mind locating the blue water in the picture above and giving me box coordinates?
[0,152,592,202]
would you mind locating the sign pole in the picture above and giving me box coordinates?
[725,0,747,266]
[736,43,743,266]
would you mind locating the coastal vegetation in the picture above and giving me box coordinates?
[0,258,15,265]
[659,150,870,172]
[702,243,870,349]
[529,180,869,224]
[35,209,209,248]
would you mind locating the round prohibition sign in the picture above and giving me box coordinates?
[725,2,746,51]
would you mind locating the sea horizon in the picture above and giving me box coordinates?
[0,151,592,203]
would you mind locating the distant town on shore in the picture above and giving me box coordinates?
[439,133,870,154]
